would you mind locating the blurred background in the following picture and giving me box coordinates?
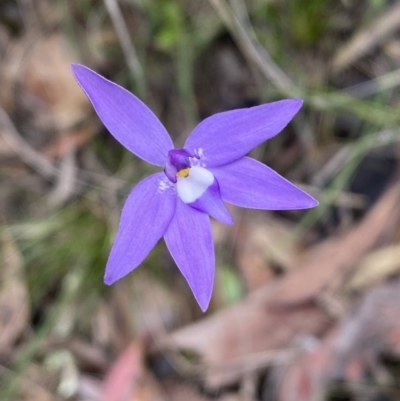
[1,0,400,400]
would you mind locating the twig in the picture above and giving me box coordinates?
[344,68,400,98]
[299,184,367,210]
[0,106,56,179]
[332,1,400,74]
[211,0,315,149]
[103,0,146,97]
[312,129,400,188]
[48,150,77,207]
[0,106,135,203]
[209,0,293,92]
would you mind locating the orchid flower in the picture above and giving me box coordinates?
[72,64,318,311]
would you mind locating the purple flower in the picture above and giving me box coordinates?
[72,64,318,311]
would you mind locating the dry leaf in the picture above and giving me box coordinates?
[0,362,60,401]
[43,127,97,160]
[233,212,298,290]
[100,341,144,401]
[0,235,29,352]
[332,1,400,73]
[164,284,330,389]
[101,340,166,401]
[277,331,338,401]
[278,278,400,401]
[162,381,212,401]
[347,245,400,292]
[64,338,109,372]
[2,33,90,131]
[270,183,400,306]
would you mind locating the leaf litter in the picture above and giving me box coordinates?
[2,1,400,400]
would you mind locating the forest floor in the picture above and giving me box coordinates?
[2,0,400,400]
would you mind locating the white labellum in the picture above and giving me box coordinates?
[176,166,214,203]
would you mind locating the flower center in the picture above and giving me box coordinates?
[176,167,191,178]
[164,148,199,183]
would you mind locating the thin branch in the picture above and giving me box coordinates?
[209,0,315,149]
[48,150,77,207]
[209,0,293,92]
[103,0,146,97]
[0,106,56,179]
[344,68,400,98]
[332,1,400,74]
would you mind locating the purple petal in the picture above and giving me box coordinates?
[72,64,173,166]
[175,166,233,224]
[210,157,318,210]
[188,179,233,225]
[105,173,176,285]
[185,99,303,167]
[164,199,215,311]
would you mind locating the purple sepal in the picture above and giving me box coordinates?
[188,179,233,225]
[210,157,318,210]
[185,99,303,167]
[164,199,215,311]
[71,64,173,166]
[104,173,175,285]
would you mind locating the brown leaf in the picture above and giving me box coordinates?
[347,244,400,292]
[43,127,96,160]
[163,284,330,389]
[2,33,90,131]
[162,380,212,401]
[100,340,165,401]
[0,235,29,352]
[277,278,400,401]
[332,1,400,74]
[100,341,144,401]
[64,338,109,372]
[75,374,102,401]
[0,362,60,401]
[328,278,400,380]
[233,212,298,290]
[270,183,400,306]
[277,331,338,401]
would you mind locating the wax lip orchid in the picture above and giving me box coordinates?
[72,63,318,311]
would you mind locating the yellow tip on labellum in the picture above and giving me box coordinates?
[176,168,190,178]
